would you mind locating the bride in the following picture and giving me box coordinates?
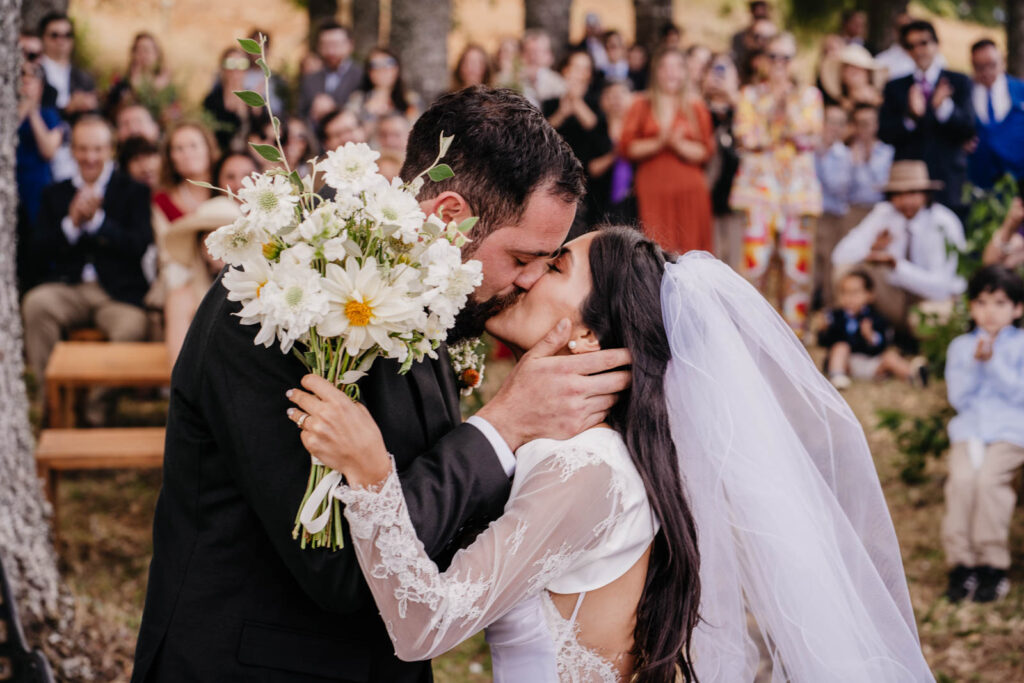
[285,226,934,682]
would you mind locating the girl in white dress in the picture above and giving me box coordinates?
[287,226,934,682]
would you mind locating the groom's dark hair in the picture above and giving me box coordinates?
[401,86,585,236]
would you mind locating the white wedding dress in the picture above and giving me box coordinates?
[336,427,658,682]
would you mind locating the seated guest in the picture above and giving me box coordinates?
[878,20,974,216]
[37,12,97,117]
[115,102,161,144]
[22,114,152,385]
[346,47,420,136]
[319,108,366,152]
[601,30,629,82]
[815,105,853,306]
[450,44,491,92]
[847,104,894,217]
[819,269,928,390]
[983,197,1024,269]
[299,21,363,123]
[832,160,967,331]
[967,39,1024,190]
[118,136,161,189]
[203,47,257,153]
[152,121,217,228]
[373,112,410,158]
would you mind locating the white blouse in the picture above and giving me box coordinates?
[336,428,659,681]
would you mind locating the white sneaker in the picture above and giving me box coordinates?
[830,373,852,390]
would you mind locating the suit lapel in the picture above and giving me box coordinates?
[432,343,462,425]
[408,356,456,445]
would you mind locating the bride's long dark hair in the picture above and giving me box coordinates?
[580,226,701,683]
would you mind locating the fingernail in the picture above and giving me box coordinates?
[287,408,294,416]
[286,389,293,398]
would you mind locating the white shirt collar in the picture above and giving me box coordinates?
[71,161,114,194]
[913,60,944,86]
[972,73,1011,124]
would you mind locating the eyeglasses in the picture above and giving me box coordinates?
[369,57,398,70]
[904,39,933,49]
[46,31,73,40]
[768,53,793,63]
[222,57,250,71]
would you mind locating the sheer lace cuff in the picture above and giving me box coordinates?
[334,457,402,540]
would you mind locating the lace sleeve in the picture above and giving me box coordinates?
[336,446,624,661]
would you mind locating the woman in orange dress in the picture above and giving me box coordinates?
[619,47,714,253]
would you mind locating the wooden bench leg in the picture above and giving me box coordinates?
[46,381,61,428]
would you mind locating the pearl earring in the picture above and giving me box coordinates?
[568,340,577,350]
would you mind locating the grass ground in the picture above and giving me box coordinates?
[50,353,1024,682]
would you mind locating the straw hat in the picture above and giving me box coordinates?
[163,195,241,266]
[819,43,885,103]
[881,161,944,193]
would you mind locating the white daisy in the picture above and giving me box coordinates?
[363,176,425,244]
[320,258,424,358]
[240,261,330,353]
[206,217,272,267]
[321,142,380,192]
[236,173,299,233]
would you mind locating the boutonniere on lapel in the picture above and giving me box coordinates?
[448,338,486,396]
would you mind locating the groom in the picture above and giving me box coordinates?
[132,86,631,682]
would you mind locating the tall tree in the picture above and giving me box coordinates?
[525,0,572,61]
[351,0,380,59]
[634,0,674,51]
[390,0,449,107]
[1010,0,1024,77]
[20,0,67,36]
[0,0,69,652]
[864,0,908,53]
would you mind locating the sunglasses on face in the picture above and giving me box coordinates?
[768,53,793,63]
[223,57,250,70]
[46,31,73,40]
[905,39,933,49]
[369,57,398,70]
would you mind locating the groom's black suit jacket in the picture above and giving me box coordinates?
[132,273,511,682]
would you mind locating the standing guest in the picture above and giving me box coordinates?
[37,12,97,116]
[299,21,363,122]
[819,269,927,390]
[847,103,894,220]
[106,32,177,119]
[20,31,58,108]
[730,0,772,71]
[684,45,712,95]
[17,61,63,292]
[585,79,635,226]
[115,103,161,144]
[601,30,629,83]
[838,10,868,47]
[575,13,608,72]
[967,39,1024,190]
[832,160,966,331]
[878,20,974,217]
[450,44,491,91]
[983,198,1024,269]
[659,23,683,51]
[875,12,919,83]
[626,43,649,91]
[703,54,743,269]
[521,29,565,107]
[152,122,217,230]
[815,105,853,306]
[21,114,152,386]
[203,47,257,153]
[620,48,714,254]
[731,33,823,334]
[819,43,885,111]
[118,136,162,190]
[347,47,420,135]
[942,265,1024,604]
[737,18,778,85]
[319,108,367,152]
[493,36,523,90]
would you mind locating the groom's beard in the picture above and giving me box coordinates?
[447,288,524,344]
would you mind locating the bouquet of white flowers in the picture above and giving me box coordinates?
[201,36,482,550]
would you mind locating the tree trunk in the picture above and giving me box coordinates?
[1,0,68,651]
[20,0,67,35]
[351,0,380,60]
[862,0,908,53]
[307,0,339,49]
[634,0,674,52]
[390,0,449,107]
[1009,0,1024,78]
[525,0,572,62]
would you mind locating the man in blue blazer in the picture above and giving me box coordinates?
[967,39,1024,190]
[879,20,975,216]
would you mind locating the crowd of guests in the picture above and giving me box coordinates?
[13,5,1024,605]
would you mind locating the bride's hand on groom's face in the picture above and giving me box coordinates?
[476,319,632,452]
[287,376,392,487]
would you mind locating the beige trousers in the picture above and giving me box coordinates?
[22,281,148,382]
[942,441,1024,569]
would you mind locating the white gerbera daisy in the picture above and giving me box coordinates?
[321,142,380,192]
[363,176,425,244]
[239,261,330,353]
[418,242,483,328]
[205,217,271,267]
[236,173,299,233]
[320,258,423,358]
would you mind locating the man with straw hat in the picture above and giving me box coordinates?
[831,160,966,332]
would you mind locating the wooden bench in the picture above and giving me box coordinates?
[44,342,171,427]
[35,427,165,527]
